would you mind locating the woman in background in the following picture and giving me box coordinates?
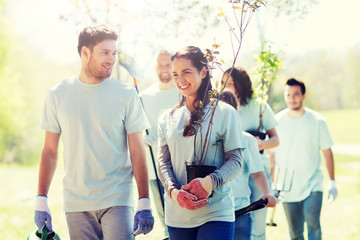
[222,67,279,240]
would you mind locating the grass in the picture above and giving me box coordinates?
[1,153,359,240]
[1,108,359,239]
[319,108,360,144]
[266,154,360,240]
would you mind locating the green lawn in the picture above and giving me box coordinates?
[320,108,360,144]
[1,152,359,240]
[266,154,360,240]
[1,108,359,239]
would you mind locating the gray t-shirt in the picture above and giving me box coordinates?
[40,77,150,212]
[274,108,333,202]
[157,101,245,228]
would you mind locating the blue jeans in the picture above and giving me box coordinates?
[234,213,251,240]
[249,164,271,240]
[65,206,134,240]
[167,221,234,240]
[282,192,323,240]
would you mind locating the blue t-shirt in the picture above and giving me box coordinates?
[274,108,333,202]
[158,101,245,228]
[237,98,278,166]
[40,77,150,212]
[140,84,180,179]
[230,132,264,211]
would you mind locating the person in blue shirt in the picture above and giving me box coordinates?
[271,78,338,240]
[140,50,180,239]
[220,90,277,240]
[221,67,279,240]
[157,46,244,240]
[34,24,154,239]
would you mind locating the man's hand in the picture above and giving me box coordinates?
[328,180,338,204]
[132,198,154,236]
[34,195,52,233]
[171,188,209,210]
[181,176,213,200]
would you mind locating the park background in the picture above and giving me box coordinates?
[0,0,359,239]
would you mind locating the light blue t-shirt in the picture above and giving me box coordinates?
[238,98,278,167]
[230,132,264,211]
[140,84,180,179]
[158,101,245,228]
[274,108,333,202]
[40,77,150,212]
[140,83,180,141]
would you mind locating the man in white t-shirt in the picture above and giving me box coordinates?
[140,50,180,238]
[34,25,154,239]
[271,78,338,240]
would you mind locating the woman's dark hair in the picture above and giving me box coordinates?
[223,67,253,106]
[77,24,118,56]
[286,78,306,95]
[171,46,212,137]
[219,89,238,110]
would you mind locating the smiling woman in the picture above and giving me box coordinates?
[172,58,207,111]
[157,46,245,240]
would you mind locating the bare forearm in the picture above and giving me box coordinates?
[323,148,335,180]
[262,136,279,150]
[129,133,150,199]
[131,150,150,198]
[251,171,271,195]
[260,128,279,150]
[38,149,58,195]
[38,132,60,196]
[268,150,275,182]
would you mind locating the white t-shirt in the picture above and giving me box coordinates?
[140,83,180,179]
[237,98,278,167]
[274,108,333,202]
[158,101,245,228]
[40,77,150,212]
[230,132,264,211]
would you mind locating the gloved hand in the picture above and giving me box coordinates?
[144,135,155,147]
[328,180,338,203]
[132,198,154,236]
[181,175,213,199]
[171,188,209,210]
[270,182,280,198]
[34,195,52,233]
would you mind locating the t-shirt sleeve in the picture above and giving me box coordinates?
[39,91,61,133]
[246,135,265,173]
[223,108,245,152]
[124,89,151,134]
[262,103,278,131]
[319,118,334,150]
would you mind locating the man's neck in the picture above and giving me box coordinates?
[78,71,105,84]
[287,107,305,119]
[159,80,175,90]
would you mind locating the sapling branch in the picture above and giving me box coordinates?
[190,0,264,167]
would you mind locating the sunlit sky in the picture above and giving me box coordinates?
[5,0,360,83]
